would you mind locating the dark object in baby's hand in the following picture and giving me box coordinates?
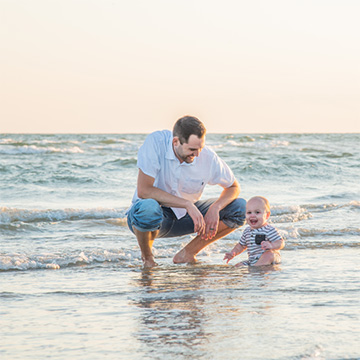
[255,234,266,245]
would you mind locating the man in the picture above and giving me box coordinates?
[127,115,246,267]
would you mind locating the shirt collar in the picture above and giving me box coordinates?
[165,136,197,166]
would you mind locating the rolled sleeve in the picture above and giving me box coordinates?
[137,133,160,178]
[208,152,235,187]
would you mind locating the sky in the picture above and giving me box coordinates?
[1,0,359,133]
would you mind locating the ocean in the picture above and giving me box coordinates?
[1,133,359,360]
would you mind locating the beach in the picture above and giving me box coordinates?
[1,133,359,359]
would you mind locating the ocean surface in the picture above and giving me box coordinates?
[1,133,359,360]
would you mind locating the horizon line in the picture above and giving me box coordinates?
[1,132,359,136]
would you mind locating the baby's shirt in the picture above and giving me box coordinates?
[239,224,282,264]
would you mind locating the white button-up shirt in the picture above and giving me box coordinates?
[130,130,235,219]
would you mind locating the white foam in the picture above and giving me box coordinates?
[0,249,136,271]
[226,139,289,148]
[0,138,14,144]
[270,140,290,147]
[0,254,60,271]
[298,227,360,237]
[0,145,83,155]
[0,207,127,225]
[91,142,139,152]
[270,204,305,215]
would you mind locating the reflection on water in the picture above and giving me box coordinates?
[130,264,280,359]
[131,266,210,359]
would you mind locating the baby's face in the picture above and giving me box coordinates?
[245,198,270,229]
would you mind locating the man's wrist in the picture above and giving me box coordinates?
[185,200,195,210]
[209,202,221,213]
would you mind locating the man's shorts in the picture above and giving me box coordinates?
[127,197,246,238]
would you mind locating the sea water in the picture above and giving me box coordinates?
[1,133,359,359]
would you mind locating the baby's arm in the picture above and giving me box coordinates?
[224,243,246,264]
[261,239,285,251]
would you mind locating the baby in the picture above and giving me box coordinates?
[224,196,284,266]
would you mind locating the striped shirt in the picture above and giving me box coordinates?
[239,224,282,265]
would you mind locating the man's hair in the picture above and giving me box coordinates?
[173,115,206,144]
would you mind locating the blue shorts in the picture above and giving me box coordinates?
[127,198,246,238]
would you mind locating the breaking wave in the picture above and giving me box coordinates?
[0,249,137,271]
[0,207,127,225]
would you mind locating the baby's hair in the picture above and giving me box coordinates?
[248,196,271,213]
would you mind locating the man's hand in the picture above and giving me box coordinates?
[199,180,239,240]
[186,202,206,237]
[202,204,220,240]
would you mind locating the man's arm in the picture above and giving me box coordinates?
[203,180,241,239]
[137,169,206,235]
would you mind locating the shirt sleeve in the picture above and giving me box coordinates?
[137,133,161,179]
[207,150,235,187]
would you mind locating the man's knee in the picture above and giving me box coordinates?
[220,197,246,229]
[230,198,246,212]
[128,199,163,232]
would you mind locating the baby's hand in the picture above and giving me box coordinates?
[261,241,273,251]
[223,252,235,264]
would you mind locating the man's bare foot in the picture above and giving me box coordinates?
[173,249,197,264]
[142,258,158,268]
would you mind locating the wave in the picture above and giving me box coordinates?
[91,143,140,152]
[271,201,360,217]
[0,141,138,155]
[0,204,312,226]
[0,249,136,271]
[226,139,290,148]
[1,201,358,227]
[104,157,137,166]
[304,201,360,212]
[0,145,83,155]
[226,224,360,242]
[0,138,81,145]
[99,138,133,145]
[0,207,127,225]
[297,227,360,237]
[283,239,360,251]
[269,204,316,224]
[2,236,359,271]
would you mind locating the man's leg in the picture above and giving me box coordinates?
[127,199,163,267]
[173,220,235,263]
[172,197,246,263]
[133,227,159,267]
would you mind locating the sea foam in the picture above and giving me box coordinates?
[0,249,136,271]
[0,145,83,155]
[0,207,126,225]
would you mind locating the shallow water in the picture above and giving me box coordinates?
[1,133,360,359]
[2,249,359,360]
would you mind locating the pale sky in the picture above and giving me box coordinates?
[1,0,359,133]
